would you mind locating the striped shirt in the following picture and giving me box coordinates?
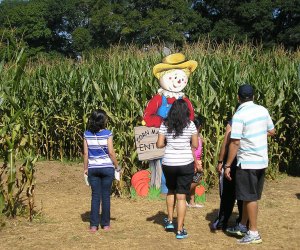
[231,101,274,169]
[84,130,114,169]
[159,121,198,166]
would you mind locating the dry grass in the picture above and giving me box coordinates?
[1,161,300,250]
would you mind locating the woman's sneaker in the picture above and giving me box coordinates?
[103,226,111,231]
[226,223,247,236]
[237,232,262,244]
[89,226,98,233]
[176,229,188,239]
[164,218,174,231]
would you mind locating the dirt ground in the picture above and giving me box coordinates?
[1,161,300,250]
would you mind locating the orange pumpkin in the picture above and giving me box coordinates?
[131,170,150,187]
[131,176,150,188]
[195,185,205,196]
[135,181,149,197]
[131,170,151,196]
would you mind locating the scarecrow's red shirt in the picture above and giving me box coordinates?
[143,94,195,128]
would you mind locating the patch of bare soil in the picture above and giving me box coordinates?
[1,161,300,250]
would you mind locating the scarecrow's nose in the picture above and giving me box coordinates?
[178,79,181,84]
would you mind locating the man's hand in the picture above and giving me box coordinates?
[216,163,223,174]
[224,167,232,181]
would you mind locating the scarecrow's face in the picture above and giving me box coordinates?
[159,69,188,92]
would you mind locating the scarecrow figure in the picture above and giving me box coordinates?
[142,53,198,192]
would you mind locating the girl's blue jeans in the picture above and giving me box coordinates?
[88,167,114,228]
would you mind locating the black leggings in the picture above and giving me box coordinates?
[214,165,243,229]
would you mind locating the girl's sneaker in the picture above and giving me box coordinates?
[191,203,204,208]
[176,229,188,239]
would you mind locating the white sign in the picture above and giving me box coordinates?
[134,126,165,161]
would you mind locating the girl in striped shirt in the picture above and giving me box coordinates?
[83,109,119,233]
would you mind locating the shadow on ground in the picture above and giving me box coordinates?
[205,208,240,231]
[146,211,168,228]
[81,211,116,222]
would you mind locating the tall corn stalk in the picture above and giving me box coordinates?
[0,110,38,220]
[0,50,38,220]
[0,42,299,197]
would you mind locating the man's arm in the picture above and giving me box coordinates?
[224,139,240,181]
[266,111,275,137]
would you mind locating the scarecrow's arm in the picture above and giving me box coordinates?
[143,94,163,128]
[183,97,195,121]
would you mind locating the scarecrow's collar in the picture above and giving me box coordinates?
[158,88,185,99]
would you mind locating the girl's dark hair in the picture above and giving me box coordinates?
[194,115,204,130]
[164,99,190,138]
[87,109,107,134]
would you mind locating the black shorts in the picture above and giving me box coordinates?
[162,162,194,194]
[236,166,265,201]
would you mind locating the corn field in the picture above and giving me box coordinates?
[0,42,299,216]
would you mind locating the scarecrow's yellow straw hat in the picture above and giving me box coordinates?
[153,53,198,79]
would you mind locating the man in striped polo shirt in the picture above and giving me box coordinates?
[224,84,275,244]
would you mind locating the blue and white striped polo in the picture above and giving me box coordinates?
[231,101,274,169]
[84,130,114,169]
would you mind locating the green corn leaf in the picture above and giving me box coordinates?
[0,191,5,214]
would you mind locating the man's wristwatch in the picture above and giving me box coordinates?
[224,164,231,169]
[218,160,223,164]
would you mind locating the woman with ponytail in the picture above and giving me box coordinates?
[156,99,199,239]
